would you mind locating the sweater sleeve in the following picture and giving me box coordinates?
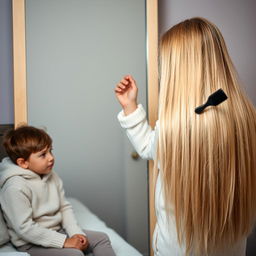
[54,173,85,237]
[0,185,67,248]
[118,104,158,160]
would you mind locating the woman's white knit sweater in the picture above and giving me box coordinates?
[0,157,85,248]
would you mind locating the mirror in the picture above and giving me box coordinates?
[12,0,159,255]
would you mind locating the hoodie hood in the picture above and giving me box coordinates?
[0,157,51,188]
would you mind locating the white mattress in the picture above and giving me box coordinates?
[0,197,142,256]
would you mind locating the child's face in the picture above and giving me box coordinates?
[26,147,54,175]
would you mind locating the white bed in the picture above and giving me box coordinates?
[0,197,142,256]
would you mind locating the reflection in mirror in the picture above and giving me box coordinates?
[23,0,148,255]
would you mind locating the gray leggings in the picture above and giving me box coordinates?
[17,229,116,256]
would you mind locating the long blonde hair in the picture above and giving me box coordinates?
[157,17,256,254]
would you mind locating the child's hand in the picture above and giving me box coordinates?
[115,75,138,115]
[72,234,89,250]
[64,235,88,251]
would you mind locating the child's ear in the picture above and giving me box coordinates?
[16,158,29,169]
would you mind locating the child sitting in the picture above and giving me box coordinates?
[0,125,116,256]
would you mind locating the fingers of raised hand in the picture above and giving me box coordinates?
[115,82,129,93]
[114,85,123,93]
[126,74,137,85]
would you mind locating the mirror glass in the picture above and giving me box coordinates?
[25,0,149,254]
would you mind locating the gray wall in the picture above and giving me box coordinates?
[159,0,256,105]
[0,0,13,124]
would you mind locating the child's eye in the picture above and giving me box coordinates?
[40,153,46,157]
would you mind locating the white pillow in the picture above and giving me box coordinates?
[0,208,9,246]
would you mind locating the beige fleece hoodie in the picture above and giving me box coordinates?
[0,157,85,248]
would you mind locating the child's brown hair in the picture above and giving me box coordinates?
[3,125,52,164]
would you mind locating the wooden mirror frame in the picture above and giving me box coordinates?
[12,1,158,255]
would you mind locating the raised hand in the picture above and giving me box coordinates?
[115,75,138,115]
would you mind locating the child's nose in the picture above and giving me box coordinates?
[48,153,54,161]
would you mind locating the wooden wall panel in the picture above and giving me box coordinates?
[146,1,159,255]
[12,0,27,127]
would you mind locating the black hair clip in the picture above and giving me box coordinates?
[195,89,228,114]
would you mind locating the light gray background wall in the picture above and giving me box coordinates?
[0,0,13,124]
[159,0,256,105]
[25,0,148,255]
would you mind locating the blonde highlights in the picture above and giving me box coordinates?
[157,17,256,254]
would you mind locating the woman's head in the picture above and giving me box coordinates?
[159,17,239,114]
[157,17,256,254]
